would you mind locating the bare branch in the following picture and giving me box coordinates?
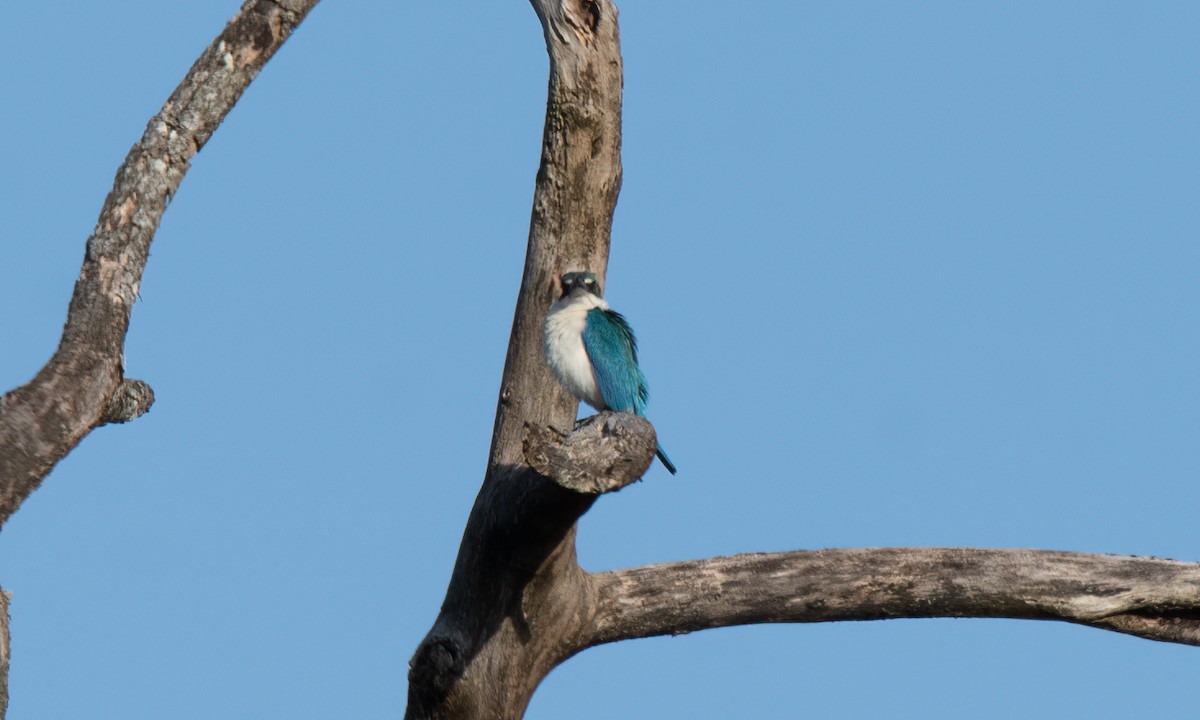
[0,0,320,529]
[588,548,1200,647]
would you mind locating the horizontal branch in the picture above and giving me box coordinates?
[588,548,1200,647]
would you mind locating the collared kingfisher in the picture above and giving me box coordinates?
[543,271,677,475]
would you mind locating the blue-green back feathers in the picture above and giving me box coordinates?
[582,307,649,415]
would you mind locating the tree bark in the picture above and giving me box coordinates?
[404,1,625,718]
[588,548,1200,647]
[0,0,320,531]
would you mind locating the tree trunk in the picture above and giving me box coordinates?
[404,1,627,717]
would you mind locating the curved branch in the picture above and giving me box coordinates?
[0,0,320,529]
[588,548,1200,647]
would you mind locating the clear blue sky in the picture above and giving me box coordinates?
[2,1,1198,717]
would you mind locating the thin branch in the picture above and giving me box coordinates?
[588,548,1200,647]
[0,0,320,529]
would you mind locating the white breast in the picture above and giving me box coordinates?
[544,293,609,410]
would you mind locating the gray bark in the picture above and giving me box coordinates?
[589,548,1200,647]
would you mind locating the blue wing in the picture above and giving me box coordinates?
[583,307,678,475]
[582,308,649,415]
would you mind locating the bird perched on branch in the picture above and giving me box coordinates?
[543,271,677,475]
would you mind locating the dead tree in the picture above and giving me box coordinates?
[1,2,1198,719]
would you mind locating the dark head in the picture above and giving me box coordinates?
[559,271,602,299]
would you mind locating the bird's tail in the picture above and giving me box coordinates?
[656,445,677,475]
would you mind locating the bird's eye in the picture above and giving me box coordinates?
[584,278,594,285]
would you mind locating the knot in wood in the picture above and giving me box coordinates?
[100,378,156,425]
[523,411,656,494]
